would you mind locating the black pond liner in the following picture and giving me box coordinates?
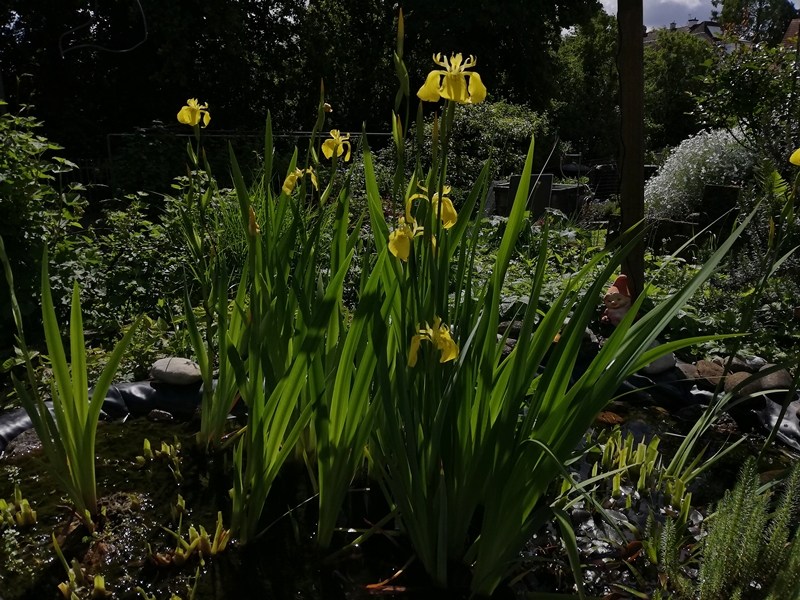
[0,380,207,453]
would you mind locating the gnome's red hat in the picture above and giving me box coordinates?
[606,274,630,297]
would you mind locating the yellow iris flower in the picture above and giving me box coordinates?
[410,184,458,229]
[282,167,319,196]
[408,317,459,367]
[790,148,800,165]
[388,183,454,261]
[417,53,486,104]
[177,99,211,127]
[248,206,261,236]
[388,216,424,261]
[322,130,351,161]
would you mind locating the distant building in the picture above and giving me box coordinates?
[782,18,800,47]
[644,19,750,53]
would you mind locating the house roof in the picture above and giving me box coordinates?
[782,18,800,47]
[644,20,724,47]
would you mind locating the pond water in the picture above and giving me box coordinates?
[0,399,796,600]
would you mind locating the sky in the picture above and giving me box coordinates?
[600,0,800,30]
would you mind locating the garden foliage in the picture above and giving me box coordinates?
[0,103,87,348]
[1,9,799,599]
[652,459,800,599]
[696,37,800,169]
[644,28,713,150]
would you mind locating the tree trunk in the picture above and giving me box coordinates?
[0,71,6,114]
[617,0,645,299]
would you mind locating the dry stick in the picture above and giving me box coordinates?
[323,509,399,564]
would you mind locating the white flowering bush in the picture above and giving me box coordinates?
[644,128,757,220]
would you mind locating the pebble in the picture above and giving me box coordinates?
[146,409,174,422]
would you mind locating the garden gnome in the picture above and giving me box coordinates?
[602,274,632,326]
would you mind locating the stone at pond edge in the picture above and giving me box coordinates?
[724,365,794,406]
[724,371,755,395]
[595,411,624,425]
[739,354,767,372]
[759,364,794,396]
[712,354,767,373]
[498,320,524,340]
[676,361,699,381]
[150,357,202,385]
[696,360,725,389]
[723,371,766,410]
[639,340,676,376]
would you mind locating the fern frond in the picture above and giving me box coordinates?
[766,530,800,600]
[698,458,764,600]
[661,517,679,578]
[761,462,800,586]
[755,159,789,201]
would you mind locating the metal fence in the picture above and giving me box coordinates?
[61,128,393,201]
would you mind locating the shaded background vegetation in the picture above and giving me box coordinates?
[1,0,799,359]
[0,0,599,159]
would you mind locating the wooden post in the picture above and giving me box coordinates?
[617,0,645,298]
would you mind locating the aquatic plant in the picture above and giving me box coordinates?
[313,233,384,550]
[0,486,36,528]
[224,98,372,544]
[645,458,800,600]
[0,239,140,528]
[599,428,661,498]
[360,41,756,594]
[645,514,697,600]
[172,102,252,453]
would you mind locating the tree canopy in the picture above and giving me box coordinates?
[0,0,601,158]
[554,10,619,159]
[695,39,800,168]
[0,0,308,153]
[711,0,798,44]
[644,29,713,150]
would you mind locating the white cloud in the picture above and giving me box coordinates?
[601,0,800,29]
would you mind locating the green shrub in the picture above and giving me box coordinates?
[55,195,191,340]
[644,128,757,220]
[0,103,87,350]
[447,100,553,195]
[369,100,553,208]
